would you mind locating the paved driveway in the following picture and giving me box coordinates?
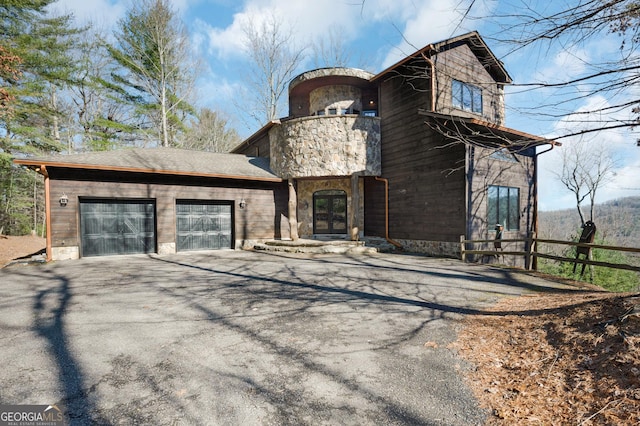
[0,251,580,425]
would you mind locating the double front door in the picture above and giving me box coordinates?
[313,190,347,234]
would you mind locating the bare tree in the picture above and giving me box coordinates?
[311,24,353,69]
[181,108,241,153]
[484,0,640,141]
[554,137,617,225]
[241,11,306,124]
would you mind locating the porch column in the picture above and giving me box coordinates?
[350,174,359,241]
[288,178,299,241]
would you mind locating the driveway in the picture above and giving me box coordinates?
[0,250,580,425]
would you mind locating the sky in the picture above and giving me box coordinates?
[48,0,640,212]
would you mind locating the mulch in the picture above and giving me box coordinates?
[453,292,640,425]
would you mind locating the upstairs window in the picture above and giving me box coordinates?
[452,80,482,114]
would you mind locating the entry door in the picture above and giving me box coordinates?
[313,190,347,234]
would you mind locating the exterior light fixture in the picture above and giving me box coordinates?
[239,198,246,209]
[59,194,69,207]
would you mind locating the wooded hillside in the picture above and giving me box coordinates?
[539,196,640,248]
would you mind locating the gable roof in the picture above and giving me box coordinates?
[372,31,511,84]
[14,147,282,182]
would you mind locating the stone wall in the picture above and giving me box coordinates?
[270,116,381,179]
[309,85,362,115]
[296,178,364,238]
[395,239,460,258]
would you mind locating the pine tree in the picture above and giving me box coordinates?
[104,0,197,147]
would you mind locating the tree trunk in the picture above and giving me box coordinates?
[288,179,299,241]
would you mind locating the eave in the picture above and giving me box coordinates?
[14,158,284,183]
[418,109,560,148]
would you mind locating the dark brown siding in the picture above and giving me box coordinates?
[48,169,289,251]
[468,146,536,240]
[433,43,504,124]
[233,131,271,159]
[363,177,385,237]
[378,63,467,242]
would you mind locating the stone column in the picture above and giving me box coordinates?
[350,174,359,241]
[288,178,299,241]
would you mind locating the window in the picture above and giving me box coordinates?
[452,80,482,114]
[487,185,519,230]
[328,108,337,115]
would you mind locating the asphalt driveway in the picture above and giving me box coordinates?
[0,250,580,425]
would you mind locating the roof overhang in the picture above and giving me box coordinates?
[230,120,280,154]
[14,158,284,183]
[418,110,560,150]
[372,31,512,84]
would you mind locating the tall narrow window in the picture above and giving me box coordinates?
[452,80,483,114]
[487,185,520,230]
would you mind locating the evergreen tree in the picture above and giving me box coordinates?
[0,0,81,234]
[104,0,197,147]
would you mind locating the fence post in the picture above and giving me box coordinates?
[460,235,466,262]
[525,232,536,270]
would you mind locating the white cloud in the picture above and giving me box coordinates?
[48,0,126,30]
[538,94,640,211]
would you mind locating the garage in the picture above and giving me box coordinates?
[176,200,233,251]
[80,199,156,257]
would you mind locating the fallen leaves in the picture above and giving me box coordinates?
[454,292,640,425]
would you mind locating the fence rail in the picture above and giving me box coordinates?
[460,234,640,273]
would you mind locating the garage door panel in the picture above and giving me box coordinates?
[80,200,156,257]
[176,201,232,252]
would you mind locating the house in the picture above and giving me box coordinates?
[15,31,555,265]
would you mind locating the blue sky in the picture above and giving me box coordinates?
[50,0,640,212]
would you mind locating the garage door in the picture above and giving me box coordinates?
[176,201,232,251]
[80,199,156,257]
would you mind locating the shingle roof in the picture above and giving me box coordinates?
[14,147,282,182]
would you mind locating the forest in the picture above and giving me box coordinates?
[538,196,640,292]
[1,0,242,235]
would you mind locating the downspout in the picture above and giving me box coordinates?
[41,165,52,262]
[420,47,436,112]
[374,177,403,249]
[531,143,556,269]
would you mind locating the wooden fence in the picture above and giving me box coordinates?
[460,234,640,273]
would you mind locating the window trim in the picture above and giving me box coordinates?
[487,185,520,231]
[452,79,483,114]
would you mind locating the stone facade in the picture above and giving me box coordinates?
[51,245,80,261]
[270,115,381,179]
[309,85,362,115]
[296,178,364,238]
[395,239,460,259]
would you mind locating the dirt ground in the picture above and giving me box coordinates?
[0,234,46,267]
[2,235,638,424]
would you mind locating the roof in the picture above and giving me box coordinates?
[418,110,559,148]
[13,147,283,182]
[372,31,512,84]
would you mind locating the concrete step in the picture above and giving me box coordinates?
[253,239,377,254]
